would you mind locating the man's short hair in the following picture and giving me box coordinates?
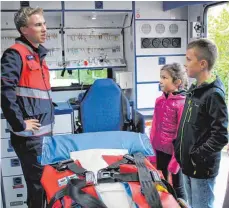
[187,38,218,70]
[14,7,43,34]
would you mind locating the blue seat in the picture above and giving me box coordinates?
[80,79,131,133]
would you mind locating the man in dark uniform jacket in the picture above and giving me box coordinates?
[1,7,54,207]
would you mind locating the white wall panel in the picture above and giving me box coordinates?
[137,83,162,109]
[44,12,62,28]
[64,1,132,10]
[30,1,61,10]
[1,12,62,29]
[64,12,126,28]
[137,56,186,82]
[1,157,23,177]
[65,1,95,10]
[1,138,16,158]
[135,1,188,20]
[103,1,132,10]
[1,12,17,29]
[1,30,20,56]
[1,1,20,10]
[124,24,135,100]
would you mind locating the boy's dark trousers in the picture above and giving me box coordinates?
[10,133,47,208]
[156,150,187,200]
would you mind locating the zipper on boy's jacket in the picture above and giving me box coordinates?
[188,106,192,122]
[180,95,193,165]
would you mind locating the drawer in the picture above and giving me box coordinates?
[2,175,27,208]
[1,157,23,176]
[53,114,73,134]
[1,118,11,139]
[1,138,16,158]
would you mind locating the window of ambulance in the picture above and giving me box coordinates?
[50,68,108,89]
[205,3,229,207]
[205,2,229,105]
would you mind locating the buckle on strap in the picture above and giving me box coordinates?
[85,171,96,186]
[56,159,74,171]
[97,171,114,180]
[123,154,135,163]
[97,170,161,182]
[97,170,121,183]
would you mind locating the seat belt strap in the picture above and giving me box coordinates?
[104,157,132,171]
[133,152,163,208]
[67,163,86,175]
[47,179,107,208]
[55,160,87,175]
[67,179,107,208]
[47,188,67,208]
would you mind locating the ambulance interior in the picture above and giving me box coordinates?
[1,1,228,208]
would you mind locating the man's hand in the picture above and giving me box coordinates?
[24,119,41,132]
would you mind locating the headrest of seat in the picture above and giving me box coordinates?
[80,79,123,132]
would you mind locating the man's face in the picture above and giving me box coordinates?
[21,13,47,45]
[185,48,203,78]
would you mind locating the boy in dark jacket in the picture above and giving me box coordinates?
[174,39,228,208]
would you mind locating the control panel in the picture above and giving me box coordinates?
[141,37,181,48]
[64,29,126,68]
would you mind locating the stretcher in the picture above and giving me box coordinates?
[39,131,189,208]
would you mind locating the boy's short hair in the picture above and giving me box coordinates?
[14,7,43,34]
[187,38,218,70]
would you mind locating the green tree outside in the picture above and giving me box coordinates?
[207,2,229,103]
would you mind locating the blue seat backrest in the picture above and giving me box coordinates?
[80,79,127,133]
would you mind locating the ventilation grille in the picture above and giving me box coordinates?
[169,24,179,34]
[141,24,151,34]
[155,24,165,34]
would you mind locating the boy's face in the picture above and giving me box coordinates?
[185,48,204,78]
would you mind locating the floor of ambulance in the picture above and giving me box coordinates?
[213,151,228,208]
